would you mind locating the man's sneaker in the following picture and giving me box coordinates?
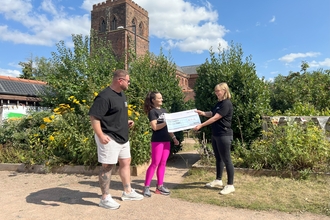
[205,179,223,188]
[155,185,170,195]
[143,186,151,197]
[220,185,235,195]
[121,189,144,201]
[99,194,120,209]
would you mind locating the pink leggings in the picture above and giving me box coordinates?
[144,142,170,187]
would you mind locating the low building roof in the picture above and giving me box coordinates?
[0,76,46,97]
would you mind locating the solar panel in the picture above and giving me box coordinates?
[0,80,45,96]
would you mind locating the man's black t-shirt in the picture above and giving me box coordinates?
[88,87,129,143]
[148,108,171,142]
[211,99,233,136]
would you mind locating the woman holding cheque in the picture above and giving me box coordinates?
[143,91,179,197]
[193,82,235,195]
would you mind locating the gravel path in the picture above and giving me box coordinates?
[0,146,329,220]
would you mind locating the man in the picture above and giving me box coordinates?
[89,69,143,210]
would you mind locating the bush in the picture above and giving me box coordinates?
[232,121,330,174]
[194,42,271,146]
[0,98,97,167]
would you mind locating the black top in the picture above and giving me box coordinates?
[88,87,129,143]
[148,108,171,142]
[211,99,233,136]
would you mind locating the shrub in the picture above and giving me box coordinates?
[233,121,330,174]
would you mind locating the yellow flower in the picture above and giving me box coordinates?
[50,115,55,119]
[68,96,74,100]
[39,124,46,129]
[94,92,98,97]
[135,117,138,120]
[34,134,39,137]
[82,100,86,103]
[135,112,140,117]
[43,117,52,123]
[143,131,149,135]
[128,110,132,117]
[49,135,55,141]
[83,138,89,142]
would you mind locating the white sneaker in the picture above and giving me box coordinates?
[205,179,223,188]
[121,189,144,201]
[220,185,235,195]
[99,194,120,209]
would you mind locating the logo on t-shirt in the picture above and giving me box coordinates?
[124,102,128,107]
[157,113,165,123]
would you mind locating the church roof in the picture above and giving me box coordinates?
[177,65,200,75]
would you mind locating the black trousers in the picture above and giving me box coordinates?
[211,135,234,185]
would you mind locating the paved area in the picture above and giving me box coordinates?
[0,140,329,220]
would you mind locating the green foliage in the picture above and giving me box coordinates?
[270,63,330,114]
[39,32,123,107]
[127,104,151,165]
[128,50,187,155]
[0,99,97,167]
[194,42,271,145]
[283,102,330,116]
[18,59,34,80]
[1,36,186,167]
[233,122,330,174]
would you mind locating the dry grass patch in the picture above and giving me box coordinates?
[171,168,330,216]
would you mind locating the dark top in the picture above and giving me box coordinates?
[148,108,171,142]
[211,99,233,136]
[88,87,129,143]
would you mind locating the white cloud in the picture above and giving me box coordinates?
[279,52,321,63]
[0,68,21,77]
[269,16,275,23]
[81,0,101,11]
[309,58,330,68]
[133,0,229,53]
[0,0,90,46]
[255,22,261,26]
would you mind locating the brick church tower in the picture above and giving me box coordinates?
[91,0,149,63]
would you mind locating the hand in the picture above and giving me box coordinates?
[128,120,134,128]
[99,134,111,144]
[193,124,202,131]
[195,110,203,116]
[173,139,179,146]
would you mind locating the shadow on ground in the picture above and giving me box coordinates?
[26,187,99,206]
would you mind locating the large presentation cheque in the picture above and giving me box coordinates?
[164,109,201,132]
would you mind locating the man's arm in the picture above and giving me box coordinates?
[90,115,110,144]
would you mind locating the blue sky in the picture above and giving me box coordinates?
[0,0,329,81]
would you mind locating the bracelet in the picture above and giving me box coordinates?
[172,136,176,140]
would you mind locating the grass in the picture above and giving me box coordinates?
[174,139,330,217]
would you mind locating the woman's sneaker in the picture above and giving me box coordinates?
[121,188,144,201]
[143,186,151,197]
[99,194,120,209]
[220,185,235,195]
[155,185,170,195]
[205,179,223,188]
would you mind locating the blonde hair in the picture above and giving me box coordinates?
[215,82,231,100]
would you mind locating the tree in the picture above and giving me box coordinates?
[194,42,271,146]
[39,33,123,108]
[18,59,34,80]
[270,62,330,113]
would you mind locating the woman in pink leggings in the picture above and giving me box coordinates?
[143,91,179,197]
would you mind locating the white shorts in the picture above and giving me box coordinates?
[95,134,131,164]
